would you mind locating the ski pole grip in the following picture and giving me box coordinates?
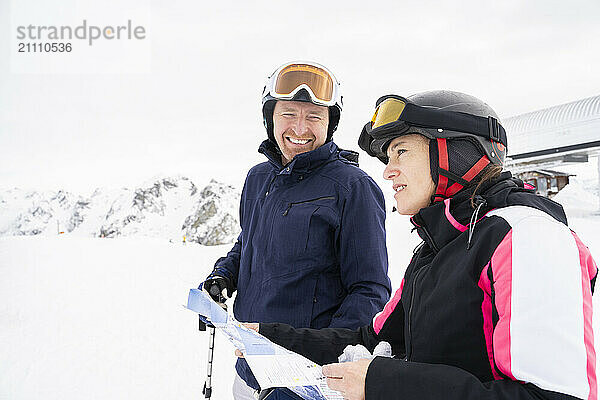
[209,284,221,297]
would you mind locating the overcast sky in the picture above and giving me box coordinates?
[1,0,599,193]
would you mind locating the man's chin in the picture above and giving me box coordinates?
[284,147,313,160]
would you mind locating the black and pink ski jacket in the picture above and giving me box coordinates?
[260,172,598,400]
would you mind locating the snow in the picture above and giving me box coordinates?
[553,178,600,218]
[0,236,237,399]
[1,188,599,400]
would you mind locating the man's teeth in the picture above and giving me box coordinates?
[395,185,407,192]
[288,137,310,145]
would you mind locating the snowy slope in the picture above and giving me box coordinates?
[0,236,237,400]
[1,210,598,400]
[553,178,600,218]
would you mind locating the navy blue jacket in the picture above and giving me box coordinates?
[215,140,391,392]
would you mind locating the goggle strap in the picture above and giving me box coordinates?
[401,103,507,146]
[488,117,501,142]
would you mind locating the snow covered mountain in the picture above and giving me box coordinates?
[0,189,89,236]
[0,176,241,245]
[182,180,241,246]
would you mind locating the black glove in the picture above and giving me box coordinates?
[202,268,234,303]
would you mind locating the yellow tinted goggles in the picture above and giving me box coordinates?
[370,97,407,130]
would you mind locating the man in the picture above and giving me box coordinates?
[201,62,391,399]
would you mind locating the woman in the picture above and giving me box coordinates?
[242,90,598,400]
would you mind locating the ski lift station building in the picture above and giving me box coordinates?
[503,94,600,199]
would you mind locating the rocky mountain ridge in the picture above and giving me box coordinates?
[0,176,240,245]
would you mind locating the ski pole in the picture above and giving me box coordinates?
[201,285,226,399]
[202,324,216,398]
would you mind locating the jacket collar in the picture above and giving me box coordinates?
[258,139,358,174]
[410,172,568,253]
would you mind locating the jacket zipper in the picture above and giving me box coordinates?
[406,265,429,360]
[488,278,511,380]
[282,196,335,216]
[264,175,277,197]
[418,225,439,253]
[411,214,439,253]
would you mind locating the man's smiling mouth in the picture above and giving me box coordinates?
[286,137,312,145]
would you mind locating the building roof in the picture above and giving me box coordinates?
[503,94,600,158]
[521,169,574,177]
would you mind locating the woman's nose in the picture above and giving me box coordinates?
[383,162,397,180]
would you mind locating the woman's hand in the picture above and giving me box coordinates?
[322,359,372,400]
[234,323,259,358]
[243,323,259,332]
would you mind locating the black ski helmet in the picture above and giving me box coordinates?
[262,61,343,144]
[358,90,507,201]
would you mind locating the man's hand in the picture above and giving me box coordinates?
[322,359,372,400]
[202,268,234,303]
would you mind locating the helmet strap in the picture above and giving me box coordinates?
[433,138,449,202]
[445,155,490,197]
[432,138,491,202]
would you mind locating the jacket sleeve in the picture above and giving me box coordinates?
[209,173,251,287]
[366,210,598,400]
[366,358,583,400]
[259,322,380,366]
[211,233,241,288]
[329,176,392,329]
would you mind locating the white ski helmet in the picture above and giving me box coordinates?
[262,61,343,143]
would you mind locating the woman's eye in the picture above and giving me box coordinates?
[307,115,322,121]
[397,149,406,157]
